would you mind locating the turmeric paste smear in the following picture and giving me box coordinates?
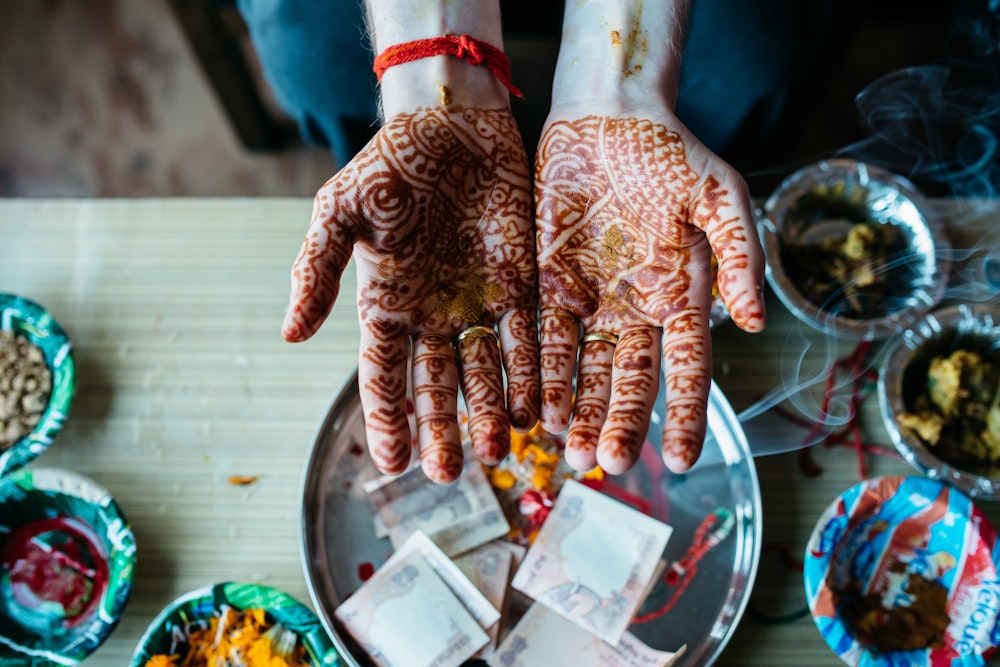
[145,607,310,667]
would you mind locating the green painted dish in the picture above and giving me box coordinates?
[130,582,342,667]
[0,294,75,477]
[0,467,137,665]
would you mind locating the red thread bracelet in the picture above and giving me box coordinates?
[373,34,523,98]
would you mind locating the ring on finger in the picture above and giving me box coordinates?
[455,325,500,346]
[581,331,620,346]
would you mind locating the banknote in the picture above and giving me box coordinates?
[453,541,515,657]
[487,602,686,667]
[510,479,673,644]
[373,512,389,538]
[365,455,510,556]
[387,530,500,631]
[488,539,527,572]
[335,548,489,667]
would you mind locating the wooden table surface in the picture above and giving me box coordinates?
[0,197,997,666]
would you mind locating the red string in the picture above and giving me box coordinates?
[632,509,734,624]
[373,34,524,98]
[765,339,899,479]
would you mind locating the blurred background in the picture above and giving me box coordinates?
[0,0,978,198]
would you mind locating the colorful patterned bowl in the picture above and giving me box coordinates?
[0,294,75,476]
[0,467,137,665]
[805,476,1000,666]
[130,582,341,667]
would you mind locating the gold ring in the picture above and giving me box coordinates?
[455,325,499,346]
[581,331,620,346]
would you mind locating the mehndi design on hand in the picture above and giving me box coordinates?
[535,115,765,475]
[284,106,539,483]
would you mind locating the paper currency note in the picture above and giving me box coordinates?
[335,549,489,667]
[487,602,685,667]
[453,541,515,657]
[365,455,510,556]
[373,511,389,538]
[489,539,527,572]
[511,479,673,644]
[388,531,500,631]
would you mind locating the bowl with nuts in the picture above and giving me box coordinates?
[878,303,1000,499]
[0,294,75,476]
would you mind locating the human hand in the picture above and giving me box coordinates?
[283,106,539,483]
[534,108,766,475]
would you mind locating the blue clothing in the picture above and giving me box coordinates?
[238,0,833,168]
[236,0,379,165]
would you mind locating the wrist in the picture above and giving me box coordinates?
[367,0,510,115]
[550,0,690,109]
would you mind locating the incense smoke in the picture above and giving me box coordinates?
[738,1,1000,454]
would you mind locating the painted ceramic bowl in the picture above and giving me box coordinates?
[805,476,1000,666]
[878,303,1000,499]
[0,467,137,665]
[758,160,950,340]
[0,294,75,476]
[131,582,341,667]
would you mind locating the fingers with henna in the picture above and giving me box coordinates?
[456,326,511,467]
[597,328,661,475]
[283,183,358,343]
[357,326,413,476]
[498,309,541,433]
[565,334,616,471]
[691,172,766,333]
[659,316,712,473]
[412,333,463,484]
[539,308,578,434]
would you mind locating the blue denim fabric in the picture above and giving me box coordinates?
[238,0,831,166]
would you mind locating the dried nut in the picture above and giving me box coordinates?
[0,330,53,451]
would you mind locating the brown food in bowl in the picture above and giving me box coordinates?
[899,349,1000,469]
[781,219,899,318]
[833,560,950,654]
[0,330,53,450]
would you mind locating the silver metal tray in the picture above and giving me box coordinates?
[300,371,762,666]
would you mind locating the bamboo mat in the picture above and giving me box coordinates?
[0,197,996,666]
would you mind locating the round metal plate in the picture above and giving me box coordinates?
[300,372,761,666]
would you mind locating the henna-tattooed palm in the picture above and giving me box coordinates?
[284,106,540,484]
[535,112,765,476]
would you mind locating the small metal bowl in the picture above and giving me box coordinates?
[130,582,339,667]
[759,159,951,340]
[878,303,1000,499]
[0,294,75,476]
[0,467,137,664]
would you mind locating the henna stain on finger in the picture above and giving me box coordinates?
[458,336,510,464]
[500,309,541,430]
[420,441,465,484]
[597,331,658,467]
[539,309,577,416]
